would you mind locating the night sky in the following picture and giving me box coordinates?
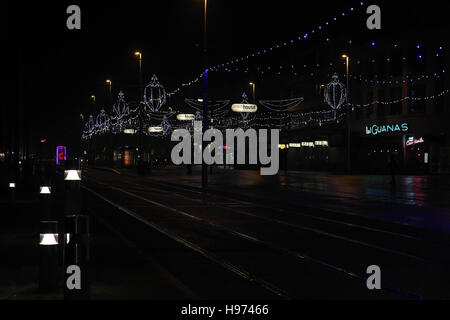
[6,0,448,154]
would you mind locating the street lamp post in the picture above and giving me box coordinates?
[134,51,146,175]
[105,79,112,99]
[105,80,114,167]
[249,82,256,103]
[342,54,351,174]
[90,95,97,168]
[202,0,208,189]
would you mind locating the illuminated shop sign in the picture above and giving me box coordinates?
[406,137,424,146]
[314,141,329,146]
[281,142,328,148]
[176,114,195,121]
[148,126,163,133]
[56,146,67,165]
[124,150,133,166]
[231,104,258,113]
[365,123,408,136]
[301,142,315,147]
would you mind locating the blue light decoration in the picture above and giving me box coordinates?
[365,123,409,136]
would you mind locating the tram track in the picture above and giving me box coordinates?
[83,172,431,299]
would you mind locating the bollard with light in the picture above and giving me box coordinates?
[39,185,52,220]
[39,221,60,292]
[63,160,82,217]
[8,182,16,203]
[64,215,90,300]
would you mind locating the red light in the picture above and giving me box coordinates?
[40,139,47,143]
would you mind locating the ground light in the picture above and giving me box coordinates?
[64,170,82,181]
[39,221,60,292]
[40,186,51,194]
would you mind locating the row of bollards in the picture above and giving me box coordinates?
[37,159,91,299]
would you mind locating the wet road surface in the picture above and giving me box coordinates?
[82,168,450,299]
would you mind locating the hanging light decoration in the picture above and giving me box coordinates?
[112,91,130,117]
[324,73,347,119]
[143,74,167,112]
[231,93,258,127]
[95,109,110,133]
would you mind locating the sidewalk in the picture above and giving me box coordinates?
[0,202,196,300]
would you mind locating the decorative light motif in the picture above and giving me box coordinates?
[87,115,95,133]
[144,74,167,112]
[259,98,304,112]
[324,73,347,119]
[112,91,130,117]
[232,93,257,127]
[96,109,110,133]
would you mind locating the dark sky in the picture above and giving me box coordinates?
[6,0,449,154]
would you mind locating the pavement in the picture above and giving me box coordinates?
[0,197,196,300]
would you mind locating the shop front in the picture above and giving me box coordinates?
[355,121,432,174]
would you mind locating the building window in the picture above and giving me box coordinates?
[435,79,445,113]
[390,87,402,115]
[409,85,426,114]
[365,89,374,117]
[377,88,386,117]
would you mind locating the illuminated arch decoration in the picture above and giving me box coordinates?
[258,97,304,112]
[231,93,258,128]
[184,99,231,125]
[95,109,110,133]
[324,73,347,119]
[145,112,176,137]
[143,74,167,112]
[113,91,130,117]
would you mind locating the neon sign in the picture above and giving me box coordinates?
[365,123,408,136]
[231,104,258,113]
[406,137,424,146]
[301,142,315,147]
[56,146,67,165]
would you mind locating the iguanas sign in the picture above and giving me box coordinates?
[365,123,409,136]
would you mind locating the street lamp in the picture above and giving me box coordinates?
[341,54,351,173]
[134,51,142,73]
[105,79,112,101]
[201,0,208,189]
[249,82,256,103]
[134,51,145,175]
